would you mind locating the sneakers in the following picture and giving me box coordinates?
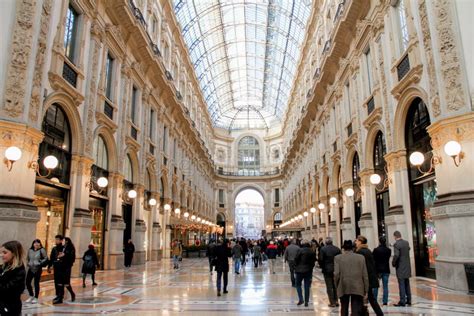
[217,291,221,297]
[52,297,63,305]
[25,297,33,303]
[31,298,38,304]
[92,282,98,286]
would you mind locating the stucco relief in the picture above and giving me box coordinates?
[418,0,441,117]
[434,0,466,112]
[3,0,37,118]
[28,0,52,124]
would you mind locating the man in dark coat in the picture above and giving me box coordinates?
[47,235,75,304]
[392,231,412,306]
[123,239,135,268]
[373,236,391,305]
[214,239,232,296]
[82,244,100,288]
[239,238,248,265]
[294,240,317,307]
[206,241,216,274]
[319,237,341,307]
[355,236,384,316]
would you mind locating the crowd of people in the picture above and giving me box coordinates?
[204,231,412,315]
[0,231,412,315]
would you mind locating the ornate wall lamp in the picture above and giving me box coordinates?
[164,203,171,212]
[86,174,109,194]
[148,198,157,207]
[29,155,59,178]
[310,207,316,214]
[369,167,392,192]
[329,197,338,205]
[444,140,464,167]
[4,146,22,171]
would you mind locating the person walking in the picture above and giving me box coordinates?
[206,240,216,274]
[334,240,369,316]
[373,236,391,305]
[63,237,76,302]
[319,237,341,307]
[81,244,99,288]
[392,231,412,307]
[47,235,76,304]
[171,240,183,269]
[231,241,243,274]
[25,239,48,304]
[284,239,300,287]
[266,241,278,274]
[294,240,317,307]
[123,239,135,268]
[355,235,384,316]
[214,239,232,296]
[0,240,26,316]
[253,242,261,268]
[240,238,248,266]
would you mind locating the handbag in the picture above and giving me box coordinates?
[39,249,49,268]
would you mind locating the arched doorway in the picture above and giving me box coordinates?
[234,189,264,239]
[405,98,437,279]
[216,212,226,238]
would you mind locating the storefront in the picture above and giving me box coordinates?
[405,98,438,279]
[34,104,72,255]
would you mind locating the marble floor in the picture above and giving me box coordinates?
[22,257,474,315]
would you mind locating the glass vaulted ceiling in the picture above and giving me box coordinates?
[173,0,312,130]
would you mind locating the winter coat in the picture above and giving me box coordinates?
[231,244,242,260]
[82,249,99,274]
[0,265,26,315]
[319,244,342,274]
[48,244,74,284]
[334,251,369,298]
[266,244,278,260]
[392,239,411,279]
[356,245,379,289]
[214,244,232,272]
[284,244,300,262]
[253,245,262,258]
[171,243,182,257]
[294,246,316,274]
[27,248,48,273]
[124,243,135,256]
[373,245,391,274]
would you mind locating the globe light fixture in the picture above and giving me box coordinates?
[183,212,189,218]
[164,204,171,211]
[345,188,354,197]
[409,151,425,167]
[97,177,109,188]
[174,208,180,214]
[369,174,382,185]
[148,198,157,206]
[191,215,196,220]
[318,203,325,210]
[4,146,22,171]
[127,189,137,199]
[444,140,464,166]
[303,211,309,217]
[298,215,303,220]
[329,197,338,205]
[197,217,202,222]
[43,155,59,170]
[310,207,316,213]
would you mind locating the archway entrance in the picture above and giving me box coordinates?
[235,189,264,240]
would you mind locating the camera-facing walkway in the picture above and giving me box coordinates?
[23,257,474,315]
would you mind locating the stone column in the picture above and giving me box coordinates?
[149,192,161,261]
[328,192,338,246]
[106,173,125,270]
[341,182,354,242]
[68,155,94,276]
[161,198,172,259]
[428,114,474,291]
[0,122,42,247]
[358,170,376,249]
[133,184,146,265]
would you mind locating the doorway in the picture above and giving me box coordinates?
[234,188,264,240]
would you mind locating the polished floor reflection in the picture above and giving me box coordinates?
[24,257,474,315]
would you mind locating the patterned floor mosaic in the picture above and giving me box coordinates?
[22,257,474,315]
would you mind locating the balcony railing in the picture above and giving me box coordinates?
[367,96,375,115]
[216,167,280,177]
[131,125,138,140]
[62,62,78,87]
[397,54,410,81]
[104,99,114,120]
[129,0,146,28]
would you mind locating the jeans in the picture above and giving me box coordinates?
[234,258,241,273]
[373,273,389,304]
[323,273,337,305]
[26,269,42,298]
[288,260,296,286]
[216,271,228,291]
[295,271,312,304]
[173,255,180,268]
[269,259,276,273]
[340,294,363,316]
[253,256,260,267]
[397,278,412,305]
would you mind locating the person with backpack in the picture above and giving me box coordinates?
[82,244,99,288]
[25,239,48,304]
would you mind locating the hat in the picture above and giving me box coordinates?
[342,240,353,250]
[269,241,274,245]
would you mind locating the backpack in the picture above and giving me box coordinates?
[84,254,95,269]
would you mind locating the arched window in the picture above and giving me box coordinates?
[274,212,282,221]
[124,155,133,182]
[93,136,108,170]
[373,131,388,237]
[238,136,260,175]
[39,104,72,183]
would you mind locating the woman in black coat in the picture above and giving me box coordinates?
[0,240,26,316]
[82,244,99,288]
